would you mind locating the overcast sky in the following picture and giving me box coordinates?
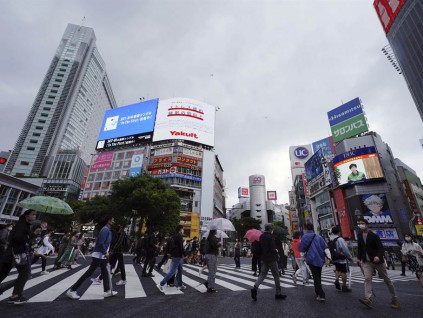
[1,0,422,208]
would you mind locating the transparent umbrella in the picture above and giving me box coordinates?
[207,218,236,232]
[18,196,74,215]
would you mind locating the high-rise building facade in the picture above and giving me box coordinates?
[5,24,116,199]
[374,0,423,121]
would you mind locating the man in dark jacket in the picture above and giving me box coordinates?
[157,225,186,291]
[251,224,287,301]
[0,209,37,304]
[204,228,221,293]
[357,218,399,309]
[251,240,261,276]
[142,229,159,277]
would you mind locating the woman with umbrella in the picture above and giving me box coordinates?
[0,209,37,304]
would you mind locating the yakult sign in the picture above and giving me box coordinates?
[153,97,216,147]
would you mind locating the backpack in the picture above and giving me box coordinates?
[328,237,345,261]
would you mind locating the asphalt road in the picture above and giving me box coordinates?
[0,256,421,318]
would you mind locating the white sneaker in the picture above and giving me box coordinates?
[40,271,49,275]
[91,278,102,285]
[116,280,127,285]
[292,274,297,285]
[104,290,118,298]
[157,284,165,293]
[176,284,187,290]
[66,289,80,300]
[198,268,202,276]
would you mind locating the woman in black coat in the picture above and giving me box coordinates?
[0,209,37,304]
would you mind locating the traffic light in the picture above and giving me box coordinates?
[0,157,7,165]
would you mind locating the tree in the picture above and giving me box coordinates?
[231,217,262,240]
[110,174,180,235]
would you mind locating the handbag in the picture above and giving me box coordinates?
[401,255,408,263]
[162,259,172,274]
[13,252,28,266]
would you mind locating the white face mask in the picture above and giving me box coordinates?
[8,227,13,231]
[358,224,366,230]
[405,237,412,242]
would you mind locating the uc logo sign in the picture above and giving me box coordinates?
[294,147,309,159]
[134,156,141,162]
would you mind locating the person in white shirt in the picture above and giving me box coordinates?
[32,230,55,275]
[401,233,423,287]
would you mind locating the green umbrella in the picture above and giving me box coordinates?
[18,196,74,215]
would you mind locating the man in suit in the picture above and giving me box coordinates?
[357,218,399,309]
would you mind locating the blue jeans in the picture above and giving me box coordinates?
[160,257,183,287]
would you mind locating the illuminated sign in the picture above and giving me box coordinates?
[91,152,113,170]
[0,157,7,165]
[177,156,198,166]
[153,98,215,147]
[238,187,249,198]
[332,147,384,187]
[96,99,158,150]
[267,191,277,200]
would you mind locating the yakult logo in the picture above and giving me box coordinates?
[294,147,309,159]
[170,131,199,139]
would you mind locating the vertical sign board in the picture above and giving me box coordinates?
[373,0,406,34]
[267,191,277,201]
[129,149,145,177]
[333,189,352,238]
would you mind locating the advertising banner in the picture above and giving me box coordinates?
[415,225,423,236]
[91,152,114,170]
[96,99,158,150]
[360,193,393,224]
[370,228,399,241]
[152,173,202,182]
[333,189,352,238]
[153,156,172,164]
[176,147,203,159]
[312,136,335,155]
[327,97,363,127]
[238,187,249,198]
[289,210,300,233]
[154,147,173,156]
[302,173,310,196]
[333,147,384,187]
[177,156,198,166]
[289,145,313,168]
[373,0,406,34]
[305,148,333,197]
[331,113,369,143]
[267,191,277,201]
[128,149,145,177]
[153,97,215,147]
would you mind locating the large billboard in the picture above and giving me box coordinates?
[91,152,114,170]
[128,149,145,177]
[373,0,406,34]
[360,193,394,224]
[312,136,335,155]
[96,99,158,150]
[304,148,332,196]
[327,98,369,143]
[153,97,215,147]
[332,146,384,187]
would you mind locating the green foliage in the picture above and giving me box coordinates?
[231,217,261,240]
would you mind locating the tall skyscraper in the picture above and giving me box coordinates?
[4,23,116,199]
[374,0,423,121]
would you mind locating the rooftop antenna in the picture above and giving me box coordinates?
[78,16,86,31]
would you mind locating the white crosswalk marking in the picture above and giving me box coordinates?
[150,269,183,295]
[27,265,83,302]
[125,264,146,298]
[79,280,104,300]
[2,264,43,283]
[183,267,245,291]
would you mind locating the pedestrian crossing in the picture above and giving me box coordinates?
[0,260,418,303]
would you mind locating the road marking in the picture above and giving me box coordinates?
[150,269,183,295]
[183,267,245,291]
[2,264,46,283]
[125,264,146,298]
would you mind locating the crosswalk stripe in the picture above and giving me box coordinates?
[183,267,245,291]
[27,265,83,302]
[150,269,183,295]
[125,264,146,298]
[184,264,272,289]
[79,281,104,300]
[2,264,46,283]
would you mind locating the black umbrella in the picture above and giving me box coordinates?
[273,226,289,236]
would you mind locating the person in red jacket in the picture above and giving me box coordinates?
[291,231,309,285]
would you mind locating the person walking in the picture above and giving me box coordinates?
[356,218,399,309]
[234,239,241,269]
[251,240,261,276]
[157,234,171,271]
[66,216,117,299]
[108,224,129,285]
[0,224,13,262]
[330,226,353,292]
[142,229,159,277]
[157,225,186,292]
[203,228,221,293]
[199,237,206,266]
[32,229,55,275]
[251,224,287,301]
[397,241,407,276]
[0,209,37,304]
[299,223,331,302]
[52,231,70,270]
[401,233,423,287]
[291,231,308,285]
[132,236,144,265]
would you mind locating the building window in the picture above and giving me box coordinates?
[46,101,53,105]
[29,140,38,144]
[57,74,64,77]
[64,59,70,62]
[61,63,68,67]
[35,126,43,130]
[48,95,55,99]
[41,113,48,117]
[59,68,66,72]
[27,147,35,151]
[53,84,60,88]
[55,79,62,82]
[50,90,58,93]
[33,133,41,136]
[38,120,46,123]
[21,161,29,165]
[43,107,51,111]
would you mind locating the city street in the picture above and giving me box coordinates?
[0,256,421,318]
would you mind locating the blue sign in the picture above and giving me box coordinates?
[327,97,363,127]
[294,147,309,159]
[97,99,158,142]
[312,137,333,155]
[152,173,202,182]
